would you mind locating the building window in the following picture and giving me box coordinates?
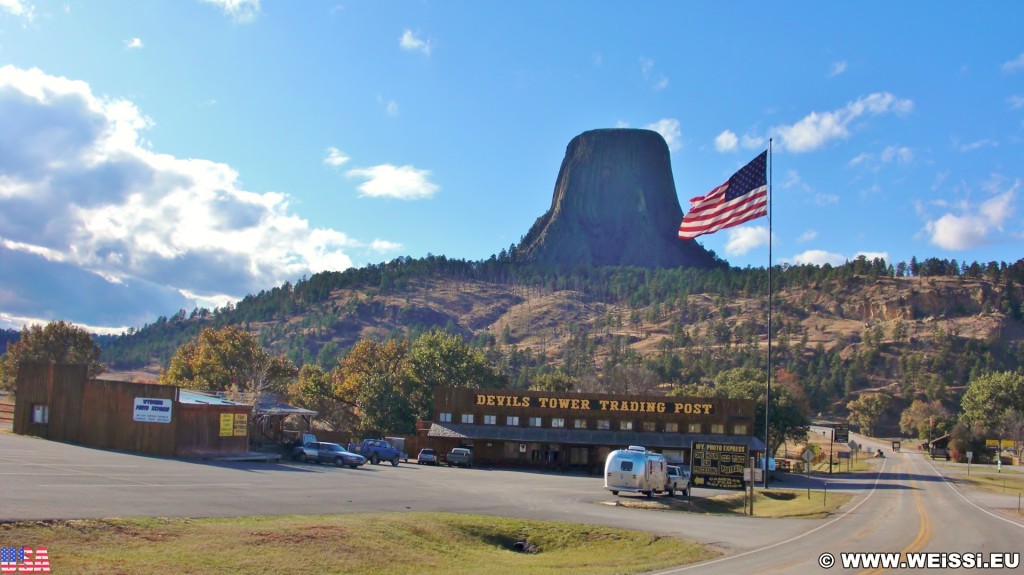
[711,423,725,434]
[484,415,497,425]
[461,414,475,424]
[620,421,634,431]
[665,422,678,433]
[529,417,542,427]
[574,419,587,429]
[31,404,49,424]
[439,412,452,423]
[733,424,747,435]
[597,420,610,430]
[687,422,701,433]
[506,416,519,426]
[642,421,656,432]
[551,418,565,428]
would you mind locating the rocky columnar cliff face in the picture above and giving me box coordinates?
[517,128,720,269]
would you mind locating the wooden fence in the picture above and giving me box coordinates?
[0,393,13,428]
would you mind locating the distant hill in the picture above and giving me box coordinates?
[98,256,1024,433]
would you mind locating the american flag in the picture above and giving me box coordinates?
[0,547,49,573]
[678,150,768,239]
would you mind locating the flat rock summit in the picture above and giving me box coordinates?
[517,128,719,269]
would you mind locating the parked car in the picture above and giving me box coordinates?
[666,465,691,497]
[417,448,439,465]
[296,442,367,469]
[447,447,473,468]
[289,433,318,461]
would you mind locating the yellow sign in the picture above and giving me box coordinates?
[233,413,248,437]
[985,439,1015,448]
[219,413,234,437]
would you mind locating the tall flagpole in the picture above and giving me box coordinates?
[763,139,773,489]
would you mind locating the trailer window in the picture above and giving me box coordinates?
[619,461,634,472]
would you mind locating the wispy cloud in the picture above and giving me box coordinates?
[346,164,439,200]
[639,57,669,90]
[1002,53,1024,74]
[798,230,818,243]
[124,37,144,50]
[828,60,847,78]
[644,118,681,151]
[400,29,432,56]
[771,92,913,153]
[790,250,846,266]
[1008,95,1024,109]
[323,147,350,168]
[953,138,998,153]
[201,0,259,24]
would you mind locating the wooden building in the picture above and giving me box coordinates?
[425,387,762,472]
[14,362,251,457]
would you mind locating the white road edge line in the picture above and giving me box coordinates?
[649,459,889,575]
[38,483,252,488]
[921,457,1024,529]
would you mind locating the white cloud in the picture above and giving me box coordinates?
[644,118,682,151]
[923,185,1018,250]
[791,250,846,266]
[724,226,770,256]
[400,29,432,56]
[1002,53,1024,74]
[772,92,913,153]
[828,61,847,78]
[346,164,439,200]
[0,0,34,22]
[202,0,259,24]
[814,192,839,206]
[0,65,400,329]
[379,98,399,116]
[798,230,818,243]
[370,239,402,253]
[124,37,144,50]
[0,311,128,335]
[1008,95,1024,109]
[323,147,350,167]
[714,130,738,152]
[741,134,766,150]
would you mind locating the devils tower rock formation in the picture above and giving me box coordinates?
[517,128,720,269]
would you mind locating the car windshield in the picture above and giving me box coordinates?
[421,449,434,455]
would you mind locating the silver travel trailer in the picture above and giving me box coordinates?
[604,446,669,498]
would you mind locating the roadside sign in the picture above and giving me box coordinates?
[837,451,850,459]
[801,449,815,463]
[133,397,172,423]
[690,442,747,491]
[833,424,849,443]
[848,440,860,453]
[967,451,973,462]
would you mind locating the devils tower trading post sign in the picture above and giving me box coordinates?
[690,441,748,490]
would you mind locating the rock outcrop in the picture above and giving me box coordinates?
[517,128,719,269]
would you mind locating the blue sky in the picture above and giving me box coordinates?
[0,1,1022,334]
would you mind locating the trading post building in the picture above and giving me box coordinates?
[425,387,763,473]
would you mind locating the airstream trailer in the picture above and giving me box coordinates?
[604,446,669,498]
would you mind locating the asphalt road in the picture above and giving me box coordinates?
[2,432,1022,574]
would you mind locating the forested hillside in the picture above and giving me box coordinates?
[97,254,1024,430]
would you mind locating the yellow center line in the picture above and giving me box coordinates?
[858,461,931,575]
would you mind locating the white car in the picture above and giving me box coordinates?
[666,465,691,496]
[417,448,439,465]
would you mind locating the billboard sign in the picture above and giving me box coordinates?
[690,441,748,491]
[133,398,172,423]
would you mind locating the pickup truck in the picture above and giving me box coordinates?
[447,447,473,468]
[348,438,402,466]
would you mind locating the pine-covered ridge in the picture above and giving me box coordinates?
[98,255,1023,422]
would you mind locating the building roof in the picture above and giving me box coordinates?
[254,396,317,417]
[426,422,766,451]
[178,390,249,406]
